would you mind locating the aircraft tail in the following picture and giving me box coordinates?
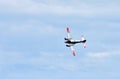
[81,35,86,48]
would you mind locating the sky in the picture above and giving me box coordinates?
[0,0,120,79]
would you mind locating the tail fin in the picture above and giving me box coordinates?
[81,34,86,48]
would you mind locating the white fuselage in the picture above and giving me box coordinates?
[65,38,86,47]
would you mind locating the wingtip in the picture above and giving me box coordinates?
[84,46,86,48]
[83,43,86,48]
[72,51,76,56]
[66,27,70,33]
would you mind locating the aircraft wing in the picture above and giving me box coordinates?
[66,27,72,39]
[70,45,76,56]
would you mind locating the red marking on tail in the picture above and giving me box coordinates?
[66,27,70,33]
[72,51,76,56]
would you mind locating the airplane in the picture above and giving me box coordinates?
[64,27,86,56]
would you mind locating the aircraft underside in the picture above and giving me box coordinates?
[64,27,86,56]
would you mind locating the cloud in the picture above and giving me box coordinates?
[0,21,63,37]
[0,50,31,66]
[86,50,120,60]
[0,0,120,17]
[0,0,81,15]
[0,50,79,72]
[1,48,120,79]
[86,52,110,58]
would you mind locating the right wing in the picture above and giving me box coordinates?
[66,27,72,39]
[70,45,76,56]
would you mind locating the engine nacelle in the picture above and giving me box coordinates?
[66,45,70,47]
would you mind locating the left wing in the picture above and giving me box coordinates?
[66,27,72,39]
[70,45,76,56]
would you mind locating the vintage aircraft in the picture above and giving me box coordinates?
[64,27,86,56]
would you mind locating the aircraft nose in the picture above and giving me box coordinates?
[64,41,67,43]
[64,40,68,43]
